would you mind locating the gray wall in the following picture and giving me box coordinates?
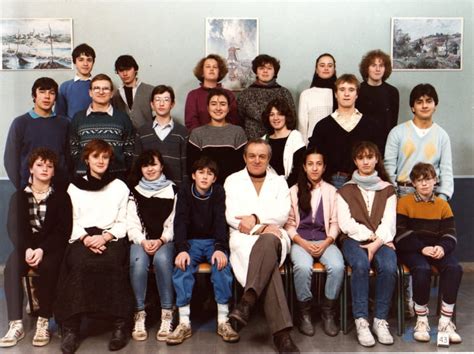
[1,0,473,177]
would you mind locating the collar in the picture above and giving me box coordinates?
[120,79,142,90]
[191,183,213,200]
[199,82,222,90]
[28,109,56,119]
[153,118,174,129]
[86,104,114,116]
[414,191,436,203]
[74,74,92,82]
[331,108,362,119]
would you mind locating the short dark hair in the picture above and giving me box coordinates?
[409,84,439,107]
[150,85,175,103]
[72,43,96,63]
[31,77,58,101]
[252,54,281,77]
[192,155,219,176]
[81,139,114,162]
[410,162,437,182]
[193,54,228,82]
[115,55,139,72]
[359,49,392,81]
[207,88,230,106]
[316,53,336,67]
[244,138,272,160]
[334,74,360,93]
[129,149,166,186]
[262,98,296,132]
[90,73,114,91]
[28,147,58,169]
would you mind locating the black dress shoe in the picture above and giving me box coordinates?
[61,330,80,354]
[109,319,130,351]
[229,300,251,327]
[296,300,314,336]
[273,332,300,354]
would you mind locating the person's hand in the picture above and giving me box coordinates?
[385,242,396,250]
[84,235,107,254]
[211,250,228,271]
[26,248,44,268]
[421,246,435,257]
[25,248,34,263]
[311,240,330,258]
[360,238,383,262]
[432,245,445,259]
[142,239,160,255]
[262,224,282,238]
[236,215,257,234]
[175,251,190,271]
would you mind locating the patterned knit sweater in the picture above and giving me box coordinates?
[237,82,296,139]
[395,193,457,256]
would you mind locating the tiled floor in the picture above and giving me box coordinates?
[0,273,473,353]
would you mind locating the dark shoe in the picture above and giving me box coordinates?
[273,332,300,354]
[61,329,79,354]
[296,300,314,336]
[109,319,130,351]
[321,298,340,337]
[229,300,251,327]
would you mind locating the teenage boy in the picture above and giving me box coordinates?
[69,74,134,178]
[395,162,462,344]
[135,85,188,186]
[56,43,95,120]
[112,55,154,129]
[308,74,383,189]
[168,157,238,345]
[384,83,453,200]
[4,77,70,190]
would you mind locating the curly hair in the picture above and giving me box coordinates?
[252,54,281,77]
[28,147,58,169]
[193,54,228,82]
[359,49,392,81]
[261,98,296,133]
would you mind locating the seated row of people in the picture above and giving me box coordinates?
[1,138,462,354]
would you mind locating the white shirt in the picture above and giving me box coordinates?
[331,109,363,132]
[153,119,174,141]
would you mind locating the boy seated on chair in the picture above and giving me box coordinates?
[395,162,463,344]
[168,156,239,345]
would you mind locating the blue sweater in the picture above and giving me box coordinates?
[384,120,453,199]
[56,79,92,120]
[4,111,71,189]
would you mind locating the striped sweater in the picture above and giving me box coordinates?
[395,193,457,255]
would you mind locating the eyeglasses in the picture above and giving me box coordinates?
[153,97,171,103]
[92,86,112,93]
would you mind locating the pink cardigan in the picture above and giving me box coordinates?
[284,180,340,241]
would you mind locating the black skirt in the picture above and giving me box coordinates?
[54,238,134,322]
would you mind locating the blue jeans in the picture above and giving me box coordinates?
[341,238,397,320]
[291,241,344,302]
[130,242,175,310]
[331,174,349,190]
[172,239,233,307]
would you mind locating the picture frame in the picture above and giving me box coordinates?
[206,17,259,91]
[391,17,463,71]
[1,18,73,70]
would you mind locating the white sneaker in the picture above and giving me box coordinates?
[413,316,430,342]
[438,318,462,344]
[355,318,375,347]
[0,320,25,348]
[373,318,394,345]
[132,310,147,341]
[32,316,50,347]
[156,309,174,341]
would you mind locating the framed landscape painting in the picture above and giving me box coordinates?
[206,18,259,91]
[1,18,73,70]
[391,17,463,71]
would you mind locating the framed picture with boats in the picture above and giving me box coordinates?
[1,18,73,70]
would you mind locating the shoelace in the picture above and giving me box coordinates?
[376,319,389,329]
[159,314,173,334]
[35,319,49,338]
[5,321,23,339]
[414,320,430,332]
[357,320,370,330]
[134,312,146,333]
[439,320,456,332]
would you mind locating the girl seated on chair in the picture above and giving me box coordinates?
[1,148,72,348]
[395,162,462,344]
[337,141,397,347]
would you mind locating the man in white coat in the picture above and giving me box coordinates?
[224,139,299,354]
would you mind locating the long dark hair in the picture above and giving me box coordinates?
[351,141,391,183]
[297,147,326,213]
[128,149,166,187]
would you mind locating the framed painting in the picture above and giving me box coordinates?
[206,18,259,91]
[1,18,73,70]
[391,17,463,71]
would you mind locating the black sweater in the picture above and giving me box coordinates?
[173,182,228,254]
[7,189,73,255]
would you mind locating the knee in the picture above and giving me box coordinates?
[351,259,370,274]
[153,249,173,269]
[326,260,345,278]
[443,263,463,277]
[130,256,149,274]
[292,261,312,276]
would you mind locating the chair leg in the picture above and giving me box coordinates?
[342,271,348,334]
[396,266,403,336]
[24,275,35,315]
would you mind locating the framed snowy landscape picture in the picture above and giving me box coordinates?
[1,18,73,70]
